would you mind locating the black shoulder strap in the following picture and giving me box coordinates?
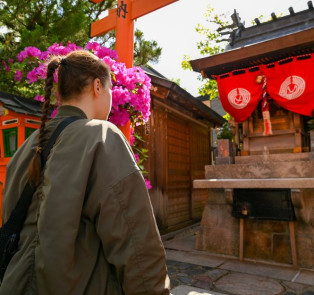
[41,116,82,166]
[13,116,82,219]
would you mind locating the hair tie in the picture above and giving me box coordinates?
[36,146,43,154]
[61,58,67,66]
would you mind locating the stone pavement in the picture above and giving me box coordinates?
[162,224,314,295]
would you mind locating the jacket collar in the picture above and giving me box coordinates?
[56,105,87,119]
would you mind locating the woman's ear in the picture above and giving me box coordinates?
[92,78,101,98]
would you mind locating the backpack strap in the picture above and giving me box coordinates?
[11,116,82,226]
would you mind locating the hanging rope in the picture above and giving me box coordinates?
[261,75,272,136]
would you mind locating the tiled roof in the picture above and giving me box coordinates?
[141,67,225,125]
[226,2,314,50]
[0,91,43,117]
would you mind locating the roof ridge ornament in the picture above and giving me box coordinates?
[217,9,245,45]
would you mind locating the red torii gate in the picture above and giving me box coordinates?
[89,0,179,140]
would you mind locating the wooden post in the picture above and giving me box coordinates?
[239,218,244,261]
[289,221,297,267]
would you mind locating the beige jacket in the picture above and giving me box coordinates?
[1,106,170,295]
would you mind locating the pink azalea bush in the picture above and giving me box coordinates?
[4,41,153,189]
[10,42,151,127]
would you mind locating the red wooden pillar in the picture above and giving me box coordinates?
[116,0,134,68]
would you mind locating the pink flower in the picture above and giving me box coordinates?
[34,95,45,102]
[36,64,47,79]
[2,61,10,72]
[134,153,139,163]
[109,108,130,126]
[14,70,23,81]
[85,41,101,52]
[17,47,42,62]
[51,109,58,118]
[8,58,14,64]
[39,51,49,60]
[130,126,135,146]
[53,71,58,83]
[47,43,71,56]
[66,42,82,52]
[95,47,119,60]
[130,134,135,146]
[144,179,152,190]
[17,51,27,62]
[27,68,38,83]
[26,47,41,58]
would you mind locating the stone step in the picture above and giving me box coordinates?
[205,160,314,179]
[194,178,314,189]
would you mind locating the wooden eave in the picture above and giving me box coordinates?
[190,27,314,78]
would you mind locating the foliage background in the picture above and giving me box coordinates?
[0,0,162,95]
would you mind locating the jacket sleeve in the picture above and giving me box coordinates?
[96,170,170,295]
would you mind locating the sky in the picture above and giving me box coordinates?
[134,0,310,97]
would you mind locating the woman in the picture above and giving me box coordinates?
[1,50,170,294]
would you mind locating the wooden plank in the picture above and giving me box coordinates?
[289,221,298,267]
[240,218,244,261]
[167,214,190,226]
[166,114,191,227]
[151,107,168,228]
[190,123,210,220]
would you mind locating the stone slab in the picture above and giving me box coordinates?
[235,153,313,164]
[294,269,314,286]
[220,259,297,281]
[194,178,314,189]
[171,285,226,295]
[215,273,284,295]
[205,161,314,179]
[166,249,227,269]
[216,156,234,165]
[163,235,197,252]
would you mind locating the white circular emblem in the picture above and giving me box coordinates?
[279,76,305,100]
[227,88,251,109]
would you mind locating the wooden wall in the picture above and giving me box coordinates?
[139,99,212,232]
[242,101,304,154]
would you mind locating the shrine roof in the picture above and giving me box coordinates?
[0,91,43,117]
[141,65,168,79]
[142,65,225,125]
[190,2,314,78]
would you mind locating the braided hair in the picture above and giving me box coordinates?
[28,50,111,186]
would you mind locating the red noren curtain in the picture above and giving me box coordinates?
[216,67,263,122]
[265,53,314,117]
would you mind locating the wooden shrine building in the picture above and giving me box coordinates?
[190,3,314,268]
[191,3,314,155]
